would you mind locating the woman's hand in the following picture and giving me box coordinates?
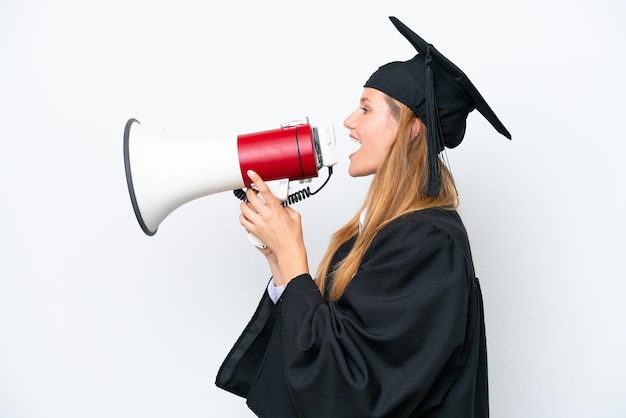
[239,170,309,286]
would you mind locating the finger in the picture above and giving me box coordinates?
[239,212,252,231]
[245,186,263,206]
[247,169,264,188]
[239,209,261,235]
[240,200,256,215]
[247,170,278,206]
[240,202,260,228]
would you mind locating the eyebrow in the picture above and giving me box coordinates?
[360,97,372,105]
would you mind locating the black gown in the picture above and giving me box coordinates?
[216,208,489,418]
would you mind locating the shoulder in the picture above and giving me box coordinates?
[363,208,473,267]
[401,208,465,230]
[377,208,468,245]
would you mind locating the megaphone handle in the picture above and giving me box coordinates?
[247,232,267,250]
[242,179,286,250]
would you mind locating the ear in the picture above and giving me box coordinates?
[410,117,423,140]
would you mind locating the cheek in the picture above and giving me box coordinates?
[370,129,395,159]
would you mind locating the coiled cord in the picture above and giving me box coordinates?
[232,188,248,202]
[233,166,333,206]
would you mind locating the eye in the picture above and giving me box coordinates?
[360,107,370,114]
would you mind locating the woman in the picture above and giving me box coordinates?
[216,17,510,418]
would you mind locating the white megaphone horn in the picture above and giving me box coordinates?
[123,118,337,238]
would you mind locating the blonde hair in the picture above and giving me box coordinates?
[315,97,459,300]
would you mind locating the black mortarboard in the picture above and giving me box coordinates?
[364,16,511,196]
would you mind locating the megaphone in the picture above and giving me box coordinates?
[123,118,337,237]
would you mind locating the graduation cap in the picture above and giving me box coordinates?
[364,16,511,196]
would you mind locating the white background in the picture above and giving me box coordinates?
[1,0,625,417]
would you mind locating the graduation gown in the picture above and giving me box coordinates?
[216,208,489,418]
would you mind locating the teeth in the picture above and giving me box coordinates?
[350,137,361,144]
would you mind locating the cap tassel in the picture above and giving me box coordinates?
[425,46,442,197]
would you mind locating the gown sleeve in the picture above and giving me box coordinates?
[216,211,487,418]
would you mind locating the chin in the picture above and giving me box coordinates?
[348,156,377,177]
[348,166,375,178]
[348,165,361,177]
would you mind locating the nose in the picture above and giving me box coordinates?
[344,109,358,130]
